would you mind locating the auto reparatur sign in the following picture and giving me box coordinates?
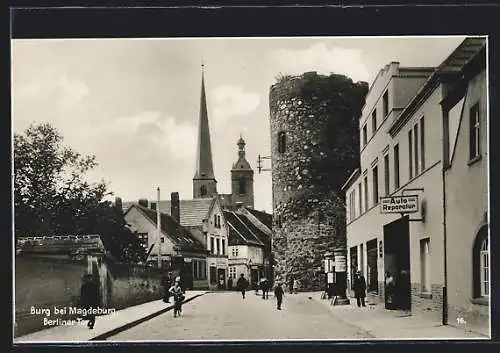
[380,195,419,214]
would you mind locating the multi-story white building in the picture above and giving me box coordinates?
[202,197,229,290]
[341,37,488,335]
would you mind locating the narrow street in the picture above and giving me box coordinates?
[109,291,371,341]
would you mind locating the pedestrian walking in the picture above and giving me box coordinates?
[274,282,285,310]
[385,271,395,309]
[79,273,100,329]
[162,272,172,303]
[236,273,249,299]
[288,276,294,294]
[260,278,269,299]
[293,279,299,294]
[169,278,185,318]
[353,271,367,307]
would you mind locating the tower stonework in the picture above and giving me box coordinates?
[193,65,217,198]
[231,136,254,209]
[269,72,368,290]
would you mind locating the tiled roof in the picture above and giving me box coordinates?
[123,198,214,228]
[17,235,105,255]
[223,211,263,247]
[246,208,273,229]
[236,212,270,247]
[131,204,207,254]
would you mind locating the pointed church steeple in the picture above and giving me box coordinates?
[193,63,217,198]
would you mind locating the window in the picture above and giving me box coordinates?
[394,144,400,189]
[372,110,377,136]
[470,103,480,160]
[408,130,413,179]
[239,178,246,195]
[200,185,207,196]
[349,190,356,221]
[362,125,368,147]
[420,116,425,170]
[473,225,489,298]
[384,153,390,196]
[222,239,226,256]
[232,247,239,258]
[480,239,489,297]
[216,238,221,255]
[383,91,389,118]
[358,183,363,214]
[193,259,207,280]
[414,123,419,175]
[210,237,215,255]
[363,176,368,212]
[420,238,431,293]
[278,131,286,153]
[372,165,379,206]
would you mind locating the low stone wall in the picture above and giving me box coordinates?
[14,255,165,337]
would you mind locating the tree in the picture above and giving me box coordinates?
[14,122,146,263]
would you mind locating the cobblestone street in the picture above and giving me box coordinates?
[109,291,371,341]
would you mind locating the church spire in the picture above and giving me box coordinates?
[194,62,215,180]
[193,63,217,199]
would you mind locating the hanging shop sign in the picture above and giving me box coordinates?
[380,195,419,214]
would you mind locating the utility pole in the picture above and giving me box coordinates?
[156,187,161,268]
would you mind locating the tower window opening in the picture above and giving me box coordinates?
[239,178,246,195]
[200,185,207,196]
[278,131,286,153]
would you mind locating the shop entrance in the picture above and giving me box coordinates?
[383,216,411,310]
[367,239,378,293]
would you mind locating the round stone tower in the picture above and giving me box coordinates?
[269,71,368,290]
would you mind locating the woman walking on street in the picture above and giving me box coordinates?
[169,278,185,318]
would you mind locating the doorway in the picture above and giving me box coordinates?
[217,268,226,289]
[349,246,358,293]
[383,216,411,310]
[367,239,378,293]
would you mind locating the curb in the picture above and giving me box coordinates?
[89,292,207,341]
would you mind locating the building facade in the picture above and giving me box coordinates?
[342,37,488,335]
[203,198,229,290]
[124,204,209,289]
[441,39,489,335]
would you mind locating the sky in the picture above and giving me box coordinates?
[11,36,466,213]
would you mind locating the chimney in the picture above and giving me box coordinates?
[171,192,180,223]
[114,197,123,212]
[138,198,148,208]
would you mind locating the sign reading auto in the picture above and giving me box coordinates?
[380,195,419,214]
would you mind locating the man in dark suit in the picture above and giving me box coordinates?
[80,274,100,329]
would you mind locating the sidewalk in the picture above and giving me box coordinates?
[299,291,489,340]
[14,291,208,343]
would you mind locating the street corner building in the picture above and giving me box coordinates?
[341,37,489,336]
[269,71,369,291]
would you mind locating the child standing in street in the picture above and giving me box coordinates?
[274,282,285,310]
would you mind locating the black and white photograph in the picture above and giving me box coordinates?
[12,29,490,342]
